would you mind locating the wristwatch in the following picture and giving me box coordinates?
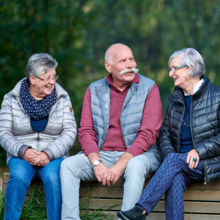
[92,160,102,169]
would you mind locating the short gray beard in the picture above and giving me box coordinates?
[119,67,139,76]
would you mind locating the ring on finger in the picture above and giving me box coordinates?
[193,158,197,162]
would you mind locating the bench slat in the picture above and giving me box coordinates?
[80,198,220,214]
[4,172,220,219]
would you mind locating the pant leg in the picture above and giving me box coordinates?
[165,173,189,220]
[121,154,152,211]
[138,153,204,214]
[60,154,98,220]
[4,157,37,220]
[60,151,120,220]
[38,158,64,220]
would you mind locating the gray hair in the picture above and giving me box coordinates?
[104,53,110,63]
[104,48,113,64]
[168,48,205,78]
[25,53,58,78]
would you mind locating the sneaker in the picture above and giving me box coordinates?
[117,206,147,220]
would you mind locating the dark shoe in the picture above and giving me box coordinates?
[117,206,147,220]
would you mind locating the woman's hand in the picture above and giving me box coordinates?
[187,149,200,169]
[37,152,50,167]
[23,148,41,166]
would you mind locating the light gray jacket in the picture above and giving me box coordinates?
[0,78,77,163]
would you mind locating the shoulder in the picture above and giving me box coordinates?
[89,77,107,88]
[89,77,109,93]
[138,74,155,85]
[55,83,69,99]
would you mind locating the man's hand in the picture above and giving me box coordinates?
[187,149,200,169]
[37,152,50,167]
[23,148,41,166]
[88,152,108,184]
[93,162,109,183]
[103,152,133,186]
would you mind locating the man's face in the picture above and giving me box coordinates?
[105,45,137,86]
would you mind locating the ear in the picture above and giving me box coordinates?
[29,75,36,85]
[104,61,111,73]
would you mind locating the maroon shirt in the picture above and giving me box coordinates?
[78,74,163,157]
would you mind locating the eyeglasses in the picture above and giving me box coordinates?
[168,65,188,73]
[36,75,59,82]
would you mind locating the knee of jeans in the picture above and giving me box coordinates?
[43,171,60,186]
[9,171,31,188]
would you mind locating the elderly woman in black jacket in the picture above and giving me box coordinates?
[117,48,220,220]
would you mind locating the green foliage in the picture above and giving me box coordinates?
[80,187,119,219]
[1,0,220,165]
[0,184,47,220]
[0,184,118,219]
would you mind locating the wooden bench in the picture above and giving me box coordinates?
[3,172,220,219]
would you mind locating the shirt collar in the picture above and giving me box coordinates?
[184,78,204,96]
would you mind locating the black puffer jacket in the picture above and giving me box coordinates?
[158,76,220,183]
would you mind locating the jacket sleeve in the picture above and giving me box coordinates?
[195,133,220,160]
[0,94,29,157]
[158,100,176,160]
[43,95,77,160]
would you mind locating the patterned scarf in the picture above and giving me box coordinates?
[20,79,57,120]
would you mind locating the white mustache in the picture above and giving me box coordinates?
[119,68,139,75]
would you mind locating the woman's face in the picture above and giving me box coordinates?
[34,67,56,98]
[169,57,190,89]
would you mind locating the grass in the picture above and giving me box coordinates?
[0,183,47,220]
[0,184,119,220]
[80,187,120,220]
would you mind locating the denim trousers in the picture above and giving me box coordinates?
[4,157,64,220]
[138,153,205,220]
[60,150,161,220]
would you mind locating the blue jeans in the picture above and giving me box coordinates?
[138,153,204,220]
[4,157,64,220]
[60,150,161,220]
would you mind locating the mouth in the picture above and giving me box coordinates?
[125,71,135,74]
[45,85,54,89]
[173,77,178,81]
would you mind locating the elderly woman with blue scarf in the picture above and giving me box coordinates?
[117,48,220,220]
[0,53,77,220]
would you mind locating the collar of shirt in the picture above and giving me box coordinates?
[106,73,139,92]
[184,78,204,96]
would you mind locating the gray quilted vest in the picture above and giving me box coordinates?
[90,74,155,150]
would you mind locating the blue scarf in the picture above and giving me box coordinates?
[20,79,57,120]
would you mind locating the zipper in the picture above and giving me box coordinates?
[203,160,207,185]
[120,86,137,147]
[189,96,207,185]
[190,96,196,147]
[175,98,185,153]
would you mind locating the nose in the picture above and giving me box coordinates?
[48,78,56,84]
[126,60,133,68]
[169,70,174,77]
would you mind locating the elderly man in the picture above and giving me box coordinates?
[60,43,163,219]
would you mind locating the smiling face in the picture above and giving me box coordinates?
[29,67,56,100]
[169,57,191,90]
[105,44,137,90]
